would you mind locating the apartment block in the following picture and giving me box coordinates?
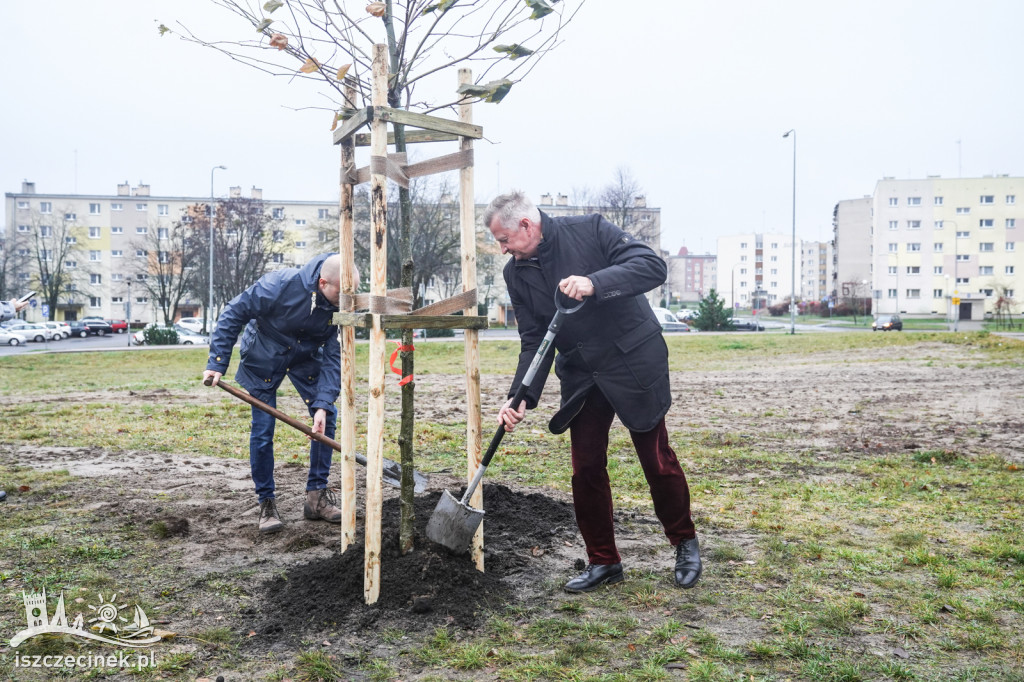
[801,240,834,303]
[716,233,797,312]
[831,197,873,303]
[872,176,1022,319]
[666,247,716,305]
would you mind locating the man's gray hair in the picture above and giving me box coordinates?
[482,190,540,231]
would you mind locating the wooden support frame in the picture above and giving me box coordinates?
[333,46,488,604]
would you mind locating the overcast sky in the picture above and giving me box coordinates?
[4,0,1022,255]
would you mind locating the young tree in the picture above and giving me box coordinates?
[0,230,34,303]
[130,219,203,327]
[692,288,732,331]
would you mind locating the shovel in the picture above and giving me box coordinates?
[205,377,427,493]
[426,290,586,552]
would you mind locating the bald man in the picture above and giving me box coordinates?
[203,253,345,533]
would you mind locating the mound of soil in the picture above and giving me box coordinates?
[250,483,578,640]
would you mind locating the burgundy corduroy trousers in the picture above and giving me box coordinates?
[568,387,695,565]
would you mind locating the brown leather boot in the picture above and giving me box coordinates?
[258,498,284,534]
[304,488,342,523]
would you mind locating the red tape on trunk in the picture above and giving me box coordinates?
[389,341,415,386]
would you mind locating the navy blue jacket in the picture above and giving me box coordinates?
[504,212,671,433]
[206,254,341,410]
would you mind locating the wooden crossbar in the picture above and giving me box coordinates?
[333,106,482,145]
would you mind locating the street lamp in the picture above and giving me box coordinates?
[783,129,796,335]
[861,279,868,322]
[208,165,227,334]
[126,279,132,347]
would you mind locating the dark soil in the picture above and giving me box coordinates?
[250,484,578,643]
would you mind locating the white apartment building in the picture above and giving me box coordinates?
[801,240,834,303]
[872,176,1022,319]
[831,197,873,304]
[716,232,797,313]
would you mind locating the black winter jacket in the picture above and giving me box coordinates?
[504,212,671,433]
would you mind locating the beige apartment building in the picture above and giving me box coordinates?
[831,197,873,305]
[666,247,716,305]
[715,232,797,313]
[872,176,1022,319]
[800,240,834,303]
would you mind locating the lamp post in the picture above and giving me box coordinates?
[783,129,796,335]
[208,165,227,335]
[861,279,868,322]
[126,279,132,347]
[947,219,960,332]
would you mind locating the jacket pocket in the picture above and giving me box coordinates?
[240,324,289,381]
[614,317,667,390]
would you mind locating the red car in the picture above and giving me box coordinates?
[106,319,128,334]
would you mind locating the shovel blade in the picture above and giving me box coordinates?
[425,489,485,553]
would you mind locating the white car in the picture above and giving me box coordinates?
[176,317,213,335]
[43,321,72,338]
[8,322,61,342]
[0,329,28,346]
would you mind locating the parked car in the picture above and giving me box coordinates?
[132,324,210,346]
[872,314,903,331]
[106,319,128,334]
[43,321,71,339]
[0,329,28,346]
[651,307,691,332]
[175,317,212,335]
[8,322,61,342]
[67,319,115,337]
[727,317,765,331]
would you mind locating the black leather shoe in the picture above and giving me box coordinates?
[564,563,624,593]
[674,537,702,588]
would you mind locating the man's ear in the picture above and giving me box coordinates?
[520,218,531,231]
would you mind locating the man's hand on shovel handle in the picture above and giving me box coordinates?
[498,398,526,432]
[311,409,327,437]
[558,275,593,301]
[202,370,222,387]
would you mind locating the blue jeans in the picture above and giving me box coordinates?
[249,384,337,502]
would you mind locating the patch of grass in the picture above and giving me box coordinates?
[294,651,344,681]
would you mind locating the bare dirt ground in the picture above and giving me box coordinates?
[1,341,1022,679]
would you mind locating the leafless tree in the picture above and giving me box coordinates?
[598,166,657,244]
[0,230,34,303]
[129,219,204,327]
[24,207,90,321]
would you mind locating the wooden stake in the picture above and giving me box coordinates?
[364,44,389,605]
[339,80,358,553]
[458,68,485,572]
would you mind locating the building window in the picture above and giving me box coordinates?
[40,201,52,214]
[907,243,921,252]
[136,249,147,258]
[295,241,307,248]
[272,208,284,219]
[887,288,897,298]
[111,202,123,211]
[979,242,994,252]
[934,196,944,206]
[907,197,920,206]
[1007,266,1016,275]
[979,195,994,204]
[135,273,148,281]
[888,243,898,253]
[112,273,124,282]
[271,253,284,264]
[740,242,747,248]
[87,226,100,238]
[1007,218,1016,228]
[770,242,779,248]
[770,255,778,262]
[979,219,994,228]
[933,242,943,252]
[1007,242,1016,251]
[136,203,148,211]
[136,227,147,234]
[956,277,970,285]
[980,288,994,297]
[111,226,123,234]
[906,289,921,299]
[135,296,148,304]
[888,197,898,206]
[272,230,284,242]
[1007,195,1016,205]
[295,219,306,227]
[979,266,994,275]
[89,203,101,215]
[90,250,101,262]
[18,224,30,232]
[956,230,970,238]
[888,266,897,275]
[956,207,970,214]
[39,225,52,237]
[40,249,53,261]
[158,204,169,216]
[888,220,898,230]
[906,266,920,274]
[740,255,747,261]
[17,200,29,210]
[318,208,331,219]
[933,289,944,298]
[1007,289,1016,297]
[158,251,170,264]
[907,220,920,229]
[65,260,77,269]
[111,296,123,304]
[158,228,169,239]
[112,250,123,257]
[90,297,101,308]
[65,236,77,244]
[933,266,943,274]
[934,220,944,229]
[957,254,970,262]
[318,231,328,242]
[90,274,102,284]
